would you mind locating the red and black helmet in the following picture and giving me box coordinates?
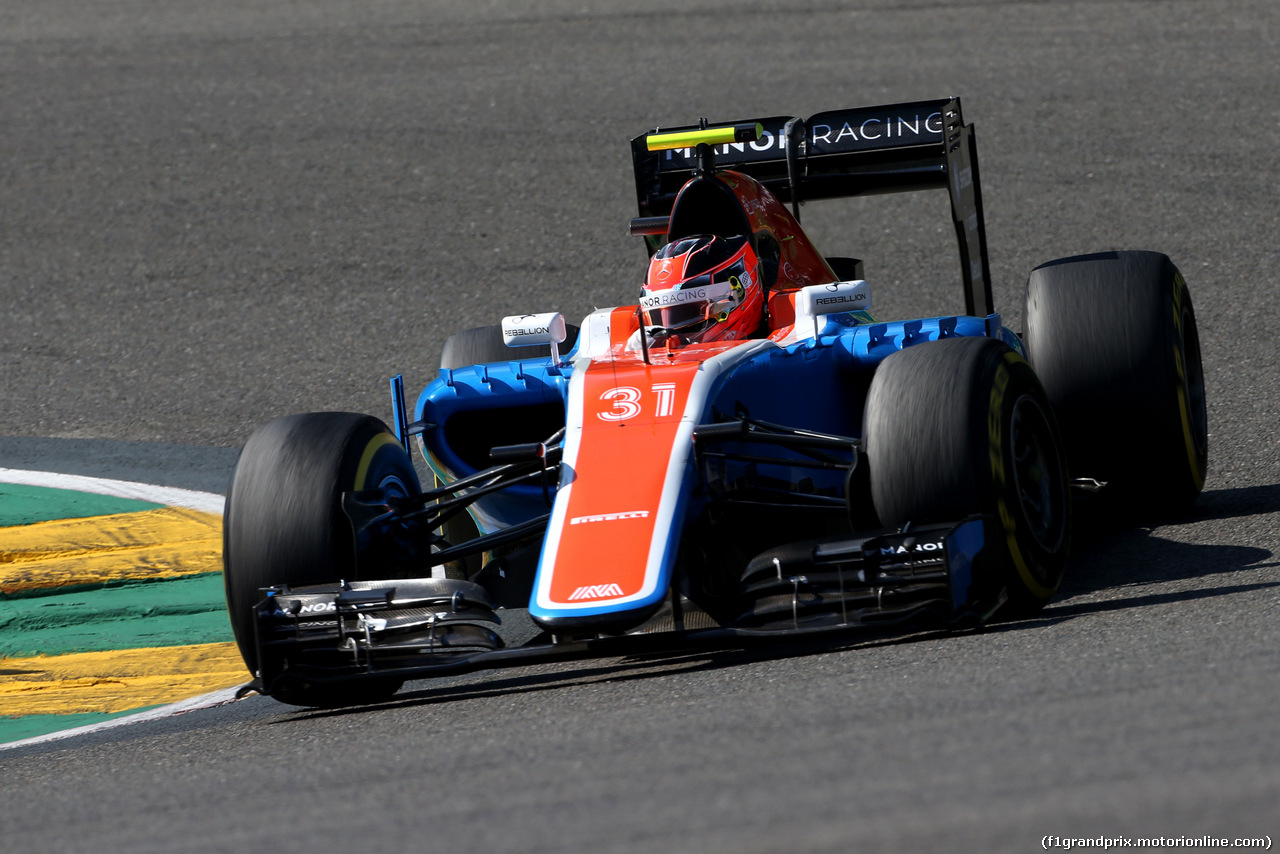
[640,234,764,343]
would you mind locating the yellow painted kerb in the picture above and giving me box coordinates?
[0,642,249,716]
[0,507,222,594]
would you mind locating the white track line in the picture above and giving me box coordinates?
[0,686,250,751]
[0,468,224,514]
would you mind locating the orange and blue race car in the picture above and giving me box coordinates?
[222,97,1208,706]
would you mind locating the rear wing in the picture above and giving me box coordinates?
[630,97,993,317]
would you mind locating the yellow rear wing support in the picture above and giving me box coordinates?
[645,123,764,152]
[630,98,994,318]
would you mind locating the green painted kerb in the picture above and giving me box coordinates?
[0,574,233,658]
[1,706,164,745]
[0,483,161,527]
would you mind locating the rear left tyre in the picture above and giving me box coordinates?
[1022,251,1206,516]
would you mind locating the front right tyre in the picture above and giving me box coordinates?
[223,411,419,705]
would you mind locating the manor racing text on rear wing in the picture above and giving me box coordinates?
[630,97,993,317]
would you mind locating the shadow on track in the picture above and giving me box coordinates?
[1060,484,1278,596]
[1187,483,1280,522]
[273,627,954,724]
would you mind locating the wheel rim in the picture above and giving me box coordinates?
[378,472,413,500]
[1009,394,1068,553]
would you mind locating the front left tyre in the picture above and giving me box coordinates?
[865,336,1071,618]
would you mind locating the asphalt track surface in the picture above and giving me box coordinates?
[1,1,1277,851]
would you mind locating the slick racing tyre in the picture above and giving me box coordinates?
[223,412,419,702]
[865,337,1071,617]
[1022,251,1207,516]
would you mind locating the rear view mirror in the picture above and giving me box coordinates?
[795,281,872,339]
[502,312,568,362]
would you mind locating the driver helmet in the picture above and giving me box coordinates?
[640,234,764,344]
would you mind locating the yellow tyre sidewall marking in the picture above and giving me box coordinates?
[989,352,1056,601]
[354,432,400,490]
[1171,272,1206,492]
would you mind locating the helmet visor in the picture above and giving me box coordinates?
[640,278,734,332]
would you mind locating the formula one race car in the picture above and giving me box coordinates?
[223,97,1207,706]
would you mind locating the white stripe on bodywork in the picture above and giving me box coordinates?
[533,336,775,613]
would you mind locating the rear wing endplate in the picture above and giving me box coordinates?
[631,97,993,317]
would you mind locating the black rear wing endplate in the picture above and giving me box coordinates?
[631,97,993,316]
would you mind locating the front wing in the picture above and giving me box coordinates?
[245,517,1006,697]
